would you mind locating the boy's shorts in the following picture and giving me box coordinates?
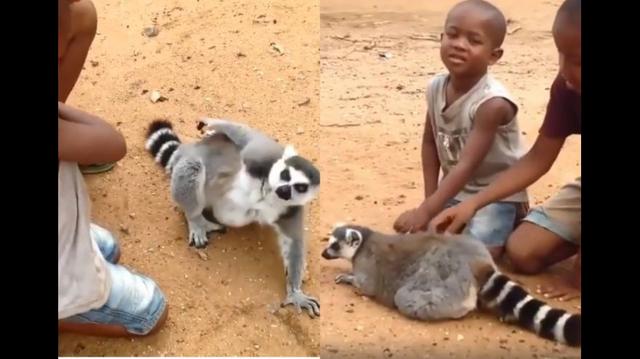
[445,199,528,248]
[522,177,581,245]
[60,224,167,335]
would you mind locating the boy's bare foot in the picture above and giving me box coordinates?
[535,269,580,303]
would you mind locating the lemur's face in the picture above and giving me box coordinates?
[268,145,320,206]
[321,224,365,261]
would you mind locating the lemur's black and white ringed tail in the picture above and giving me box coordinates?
[479,268,581,347]
[145,120,182,174]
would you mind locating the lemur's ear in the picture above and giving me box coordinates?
[283,145,298,159]
[346,228,363,246]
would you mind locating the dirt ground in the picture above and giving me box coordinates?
[318,0,580,358]
[58,0,320,356]
[59,0,581,358]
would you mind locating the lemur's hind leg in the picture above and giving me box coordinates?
[201,207,227,234]
[171,158,223,248]
[394,265,478,321]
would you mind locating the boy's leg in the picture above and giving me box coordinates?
[506,178,581,274]
[59,263,168,337]
[59,0,97,103]
[505,223,578,274]
[462,201,525,260]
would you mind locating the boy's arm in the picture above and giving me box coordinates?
[421,112,440,198]
[462,133,564,210]
[430,133,565,233]
[58,102,127,165]
[422,98,515,216]
[393,112,440,233]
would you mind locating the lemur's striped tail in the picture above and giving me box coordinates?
[145,120,182,173]
[479,268,581,347]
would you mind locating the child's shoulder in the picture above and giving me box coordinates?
[481,73,518,104]
[483,73,511,91]
[427,72,449,88]
[426,72,450,99]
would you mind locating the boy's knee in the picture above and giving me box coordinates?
[71,0,98,38]
[505,231,545,274]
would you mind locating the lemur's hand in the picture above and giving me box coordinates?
[281,290,320,318]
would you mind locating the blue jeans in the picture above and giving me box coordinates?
[445,199,524,248]
[60,224,167,335]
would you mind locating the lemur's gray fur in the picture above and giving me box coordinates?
[322,224,581,346]
[146,118,320,317]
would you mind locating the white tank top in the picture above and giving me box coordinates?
[58,161,110,319]
[427,73,528,203]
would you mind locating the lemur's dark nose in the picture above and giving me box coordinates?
[275,185,291,200]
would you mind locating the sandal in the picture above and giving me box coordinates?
[80,162,116,174]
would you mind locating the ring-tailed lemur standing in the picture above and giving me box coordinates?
[145,118,320,317]
[322,224,581,346]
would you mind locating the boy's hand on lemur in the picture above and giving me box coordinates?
[429,201,476,234]
[393,203,430,233]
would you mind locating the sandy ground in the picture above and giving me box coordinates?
[59,0,581,357]
[318,0,580,358]
[58,0,320,356]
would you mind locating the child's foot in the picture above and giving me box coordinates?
[535,275,581,302]
[80,162,116,174]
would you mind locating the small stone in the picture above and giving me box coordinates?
[457,334,464,341]
[143,26,160,37]
[197,251,208,261]
[129,213,136,219]
[295,127,304,135]
[73,343,86,354]
[270,42,285,55]
[150,90,168,103]
[297,97,311,106]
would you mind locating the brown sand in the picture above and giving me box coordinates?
[59,0,581,357]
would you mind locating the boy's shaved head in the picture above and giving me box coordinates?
[558,0,581,24]
[447,0,507,48]
[553,0,581,92]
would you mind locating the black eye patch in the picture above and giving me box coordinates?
[280,168,291,181]
[330,242,340,251]
[293,183,308,193]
